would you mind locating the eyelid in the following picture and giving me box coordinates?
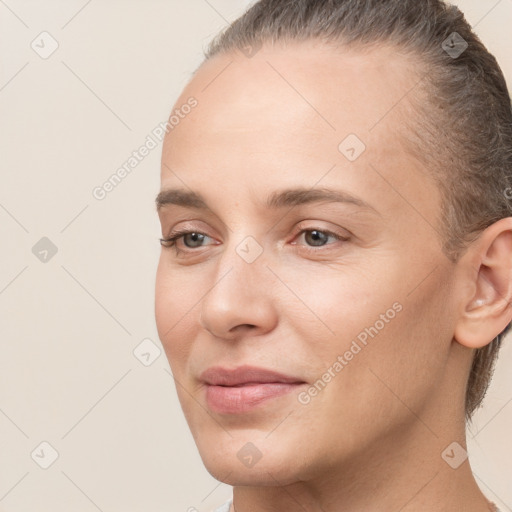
[292,221,351,241]
[289,229,349,253]
[160,218,217,242]
[159,227,216,249]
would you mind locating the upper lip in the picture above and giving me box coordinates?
[200,365,306,386]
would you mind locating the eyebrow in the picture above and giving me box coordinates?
[155,187,379,214]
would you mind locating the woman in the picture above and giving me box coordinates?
[155,1,511,510]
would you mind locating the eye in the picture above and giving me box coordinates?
[293,228,348,249]
[159,226,348,256]
[300,229,333,247]
[160,229,214,252]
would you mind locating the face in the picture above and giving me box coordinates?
[155,41,464,486]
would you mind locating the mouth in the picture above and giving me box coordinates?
[199,364,306,386]
[199,365,307,414]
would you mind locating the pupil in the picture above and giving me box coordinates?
[307,230,327,246]
[185,233,204,247]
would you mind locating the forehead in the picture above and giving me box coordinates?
[161,41,439,226]
[172,41,418,133]
[163,41,423,167]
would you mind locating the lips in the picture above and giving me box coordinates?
[200,365,307,414]
[199,364,305,386]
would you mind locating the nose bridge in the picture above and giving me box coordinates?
[208,233,268,305]
[199,233,275,336]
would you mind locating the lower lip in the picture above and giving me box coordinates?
[205,383,305,414]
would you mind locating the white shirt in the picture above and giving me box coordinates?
[211,498,232,512]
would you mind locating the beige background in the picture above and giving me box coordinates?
[0,1,510,511]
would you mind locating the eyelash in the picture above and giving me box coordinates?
[159,227,348,255]
[159,228,211,250]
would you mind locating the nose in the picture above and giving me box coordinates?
[199,247,278,340]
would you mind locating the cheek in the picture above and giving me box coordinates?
[280,262,384,344]
[154,257,173,338]
[154,257,196,364]
[338,272,454,420]
[267,264,388,386]
[290,261,449,393]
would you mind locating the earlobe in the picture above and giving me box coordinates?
[454,217,512,349]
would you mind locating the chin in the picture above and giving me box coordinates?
[197,438,307,487]
[204,460,301,487]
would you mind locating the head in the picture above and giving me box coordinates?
[155,0,512,486]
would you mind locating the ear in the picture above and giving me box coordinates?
[454,217,512,349]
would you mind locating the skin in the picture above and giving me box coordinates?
[155,41,512,512]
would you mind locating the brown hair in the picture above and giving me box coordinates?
[201,0,512,419]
